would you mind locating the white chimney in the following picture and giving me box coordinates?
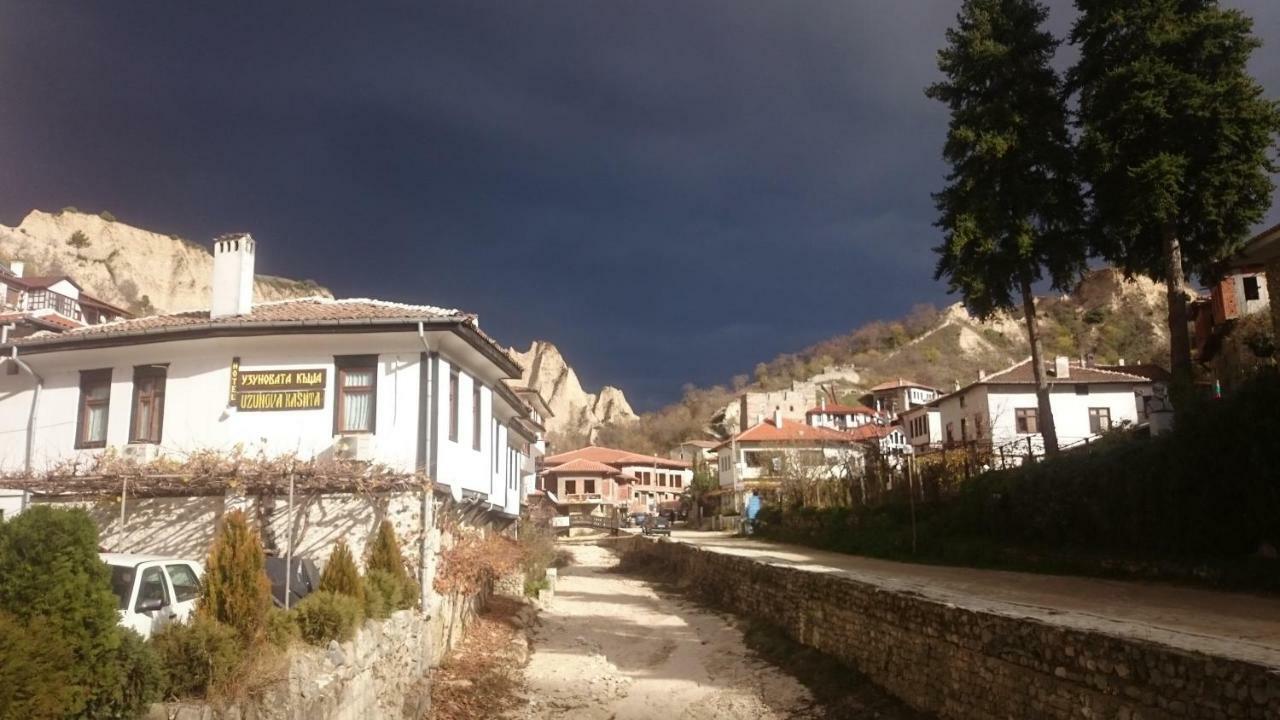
[773,409,783,427]
[1117,358,1126,366]
[1054,355,1070,379]
[9,261,23,278]
[819,396,827,410]
[978,369,986,380]
[211,233,256,318]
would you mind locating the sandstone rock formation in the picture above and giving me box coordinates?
[511,340,637,440]
[0,209,330,314]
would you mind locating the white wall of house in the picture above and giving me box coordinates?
[717,443,861,486]
[0,330,527,515]
[902,407,941,450]
[934,382,1143,450]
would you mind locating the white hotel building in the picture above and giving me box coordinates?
[0,234,541,520]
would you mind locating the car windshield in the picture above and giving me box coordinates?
[109,565,134,610]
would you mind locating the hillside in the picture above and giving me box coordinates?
[0,209,330,314]
[511,341,637,445]
[599,268,1169,453]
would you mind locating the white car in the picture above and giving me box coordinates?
[101,553,204,638]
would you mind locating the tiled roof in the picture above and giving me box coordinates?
[983,359,1152,385]
[805,403,877,415]
[1095,364,1172,382]
[720,418,860,448]
[869,378,937,392]
[678,440,720,448]
[540,458,620,475]
[16,297,466,344]
[542,445,692,469]
[845,424,899,441]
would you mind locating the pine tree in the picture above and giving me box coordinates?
[366,520,419,607]
[199,509,272,644]
[1070,0,1280,394]
[366,520,407,577]
[927,0,1084,453]
[320,538,363,599]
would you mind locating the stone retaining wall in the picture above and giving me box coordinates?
[621,538,1280,720]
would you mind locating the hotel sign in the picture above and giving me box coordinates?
[229,357,327,412]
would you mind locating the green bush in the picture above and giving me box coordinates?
[294,591,362,645]
[98,629,163,716]
[151,617,242,699]
[99,210,117,222]
[199,509,272,644]
[366,520,419,609]
[363,573,389,619]
[0,612,77,719]
[265,607,299,649]
[0,506,144,717]
[320,538,363,600]
[364,569,398,618]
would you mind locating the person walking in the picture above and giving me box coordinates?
[744,490,762,536]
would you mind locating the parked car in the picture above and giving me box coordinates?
[643,515,672,536]
[264,556,321,608]
[102,553,204,639]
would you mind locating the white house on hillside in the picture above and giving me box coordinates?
[901,405,942,452]
[0,234,540,519]
[868,378,939,418]
[931,357,1161,458]
[716,412,864,510]
[804,399,878,430]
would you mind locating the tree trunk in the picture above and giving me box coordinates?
[1020,276,1059,455]
[1163,223,1194,400]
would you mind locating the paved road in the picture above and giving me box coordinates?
[666,530,1280,668]
[517,543,816,719]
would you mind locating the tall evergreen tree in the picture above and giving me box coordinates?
[927,0,1083,454]
[199,509,272,644]
[1070,0,1280,393]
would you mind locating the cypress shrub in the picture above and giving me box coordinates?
[363,568,402,618]
[0,505,148,718]
[293,591,362,645]
[366,520,419,610]
[199,509,272,644]
[151,617,242,698]
[320,538,363,600]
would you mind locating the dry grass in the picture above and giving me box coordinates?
[428,597,529,720]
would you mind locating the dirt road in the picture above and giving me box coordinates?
[516,543,816,720]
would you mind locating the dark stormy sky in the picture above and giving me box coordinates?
[2,2,1278,410]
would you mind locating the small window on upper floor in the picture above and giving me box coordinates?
[129,365,167,444]
[472,381,482,451]
[448,367,460,442]
[76,369,112,449]
[335,355,377,434]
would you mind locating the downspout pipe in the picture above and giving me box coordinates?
[416,322,434,613]
[4,345,44,483]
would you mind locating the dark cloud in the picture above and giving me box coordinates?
[1,1,1277,410]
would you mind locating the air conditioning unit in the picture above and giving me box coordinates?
[122,443,160,463]
[332,434,376,462]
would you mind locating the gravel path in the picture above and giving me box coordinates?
[516,543,818,720]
